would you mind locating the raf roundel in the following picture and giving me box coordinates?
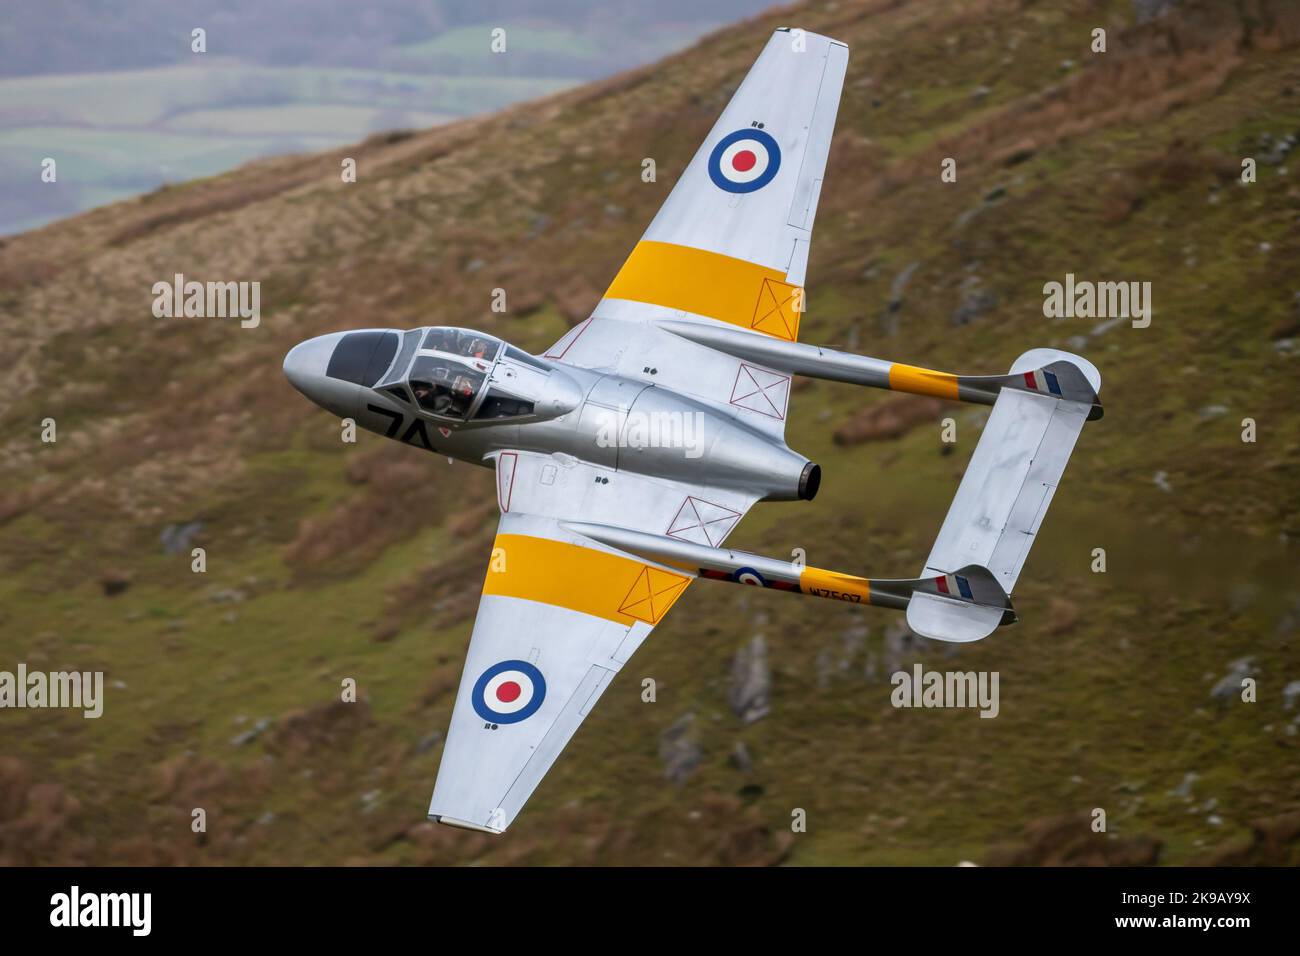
[708,128,781,194]
[472,660,547,724]
[733,566,767,587]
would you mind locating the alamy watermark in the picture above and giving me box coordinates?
[595,410,705,458]
[152,272,260,328]
[0,664,103,718]
[1043,273,1151,328]
[50,886,150,936]
[890,664,999,718]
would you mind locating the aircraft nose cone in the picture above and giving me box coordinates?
[283,332,343,395]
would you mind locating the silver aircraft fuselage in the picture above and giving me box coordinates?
[283,326,820,503]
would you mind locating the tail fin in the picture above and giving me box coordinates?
[956,348,1103,421]
[911,349,1100,640]
[904,567,1013,642]
[872,564,1015,643]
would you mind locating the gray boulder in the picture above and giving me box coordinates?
[729,635,771,724]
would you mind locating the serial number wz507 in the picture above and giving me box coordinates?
[805,588,863,603]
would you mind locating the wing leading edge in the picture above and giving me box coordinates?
[429,455,759,832]
[544,29,848,439]
[431,27,850,833]
[604,27,848,330]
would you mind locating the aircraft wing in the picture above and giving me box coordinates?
[428,450,759,832]
[546,28,848,438]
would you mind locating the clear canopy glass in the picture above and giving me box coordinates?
[408,354,485,420]
[421,328,501,362]
[392,327,540,422]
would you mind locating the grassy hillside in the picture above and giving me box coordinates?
[1,0,1298,866]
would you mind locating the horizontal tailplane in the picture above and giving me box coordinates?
[915,351,1101,637]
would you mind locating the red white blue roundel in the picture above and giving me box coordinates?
[734,566,767,587]
[472,660,546,724]
[708,129,781,194]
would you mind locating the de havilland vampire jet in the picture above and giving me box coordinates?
[284,29,1102,834]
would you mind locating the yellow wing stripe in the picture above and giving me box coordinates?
[604,240,803,341]
[799,567,872,604]
[485,533,690,625]
[887,363,960,401]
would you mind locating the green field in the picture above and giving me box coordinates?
[0,62,574,235]
[0,12,733,236]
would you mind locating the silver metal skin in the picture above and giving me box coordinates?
[282,28,1101,835]
[663,320,1103,416]
[564,520,1015,617]
[284,328,816,501]
[661,320,894,389]
[283,331,368,420]
[564,519,812,587]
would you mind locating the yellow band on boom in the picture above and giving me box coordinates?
[887,363,960,401]
[799,566,872,604]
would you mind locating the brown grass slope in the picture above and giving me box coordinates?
[0,0,1298,865]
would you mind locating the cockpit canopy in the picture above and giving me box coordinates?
[409,354,485,419]
[421,327,500,363]
[379,326,552,423]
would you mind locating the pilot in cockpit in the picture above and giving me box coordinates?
[412,383,432,403]
[424,328,454,353]
[432,327,489,356]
